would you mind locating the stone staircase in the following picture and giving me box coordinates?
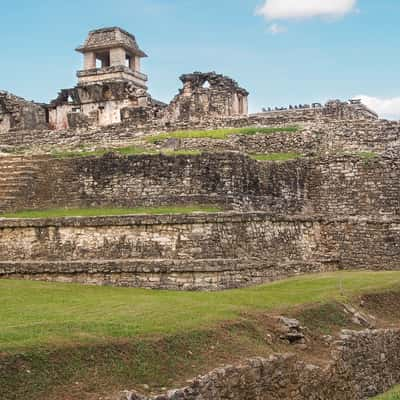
[0,156,44,213]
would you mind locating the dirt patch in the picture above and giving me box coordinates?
[361,291,400,324]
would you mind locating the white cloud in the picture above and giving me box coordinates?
[268,23,287,35]
[355,95,400,120]
[257,0,357,21]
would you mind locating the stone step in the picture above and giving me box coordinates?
[0,189,23,196]
[0,198,17,205]
[0,171,36,177]
[0,180,32,186]
[0,156,50,162]
[0,182,25,188]
[0,165,37,172]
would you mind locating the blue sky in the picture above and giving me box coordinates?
[0,0,399,117]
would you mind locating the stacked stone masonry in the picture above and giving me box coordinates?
[1,152,400,217]
[0,91,48,133]
[1,213,400,290]
[0,119,398,156]
[1,151,400,288]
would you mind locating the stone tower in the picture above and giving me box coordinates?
[49,27,157,129]
[75,27,148,89]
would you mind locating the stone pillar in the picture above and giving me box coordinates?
[232,93,239,115]
[134,56,141,72]
[242,96,249,115]
[84,52,96,70]
[110,47,126,67]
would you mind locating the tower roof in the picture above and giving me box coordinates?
[76,27,147,57]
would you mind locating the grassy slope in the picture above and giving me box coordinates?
[2,271,400,352]
[2,272,400,399]
[0,205,222,219]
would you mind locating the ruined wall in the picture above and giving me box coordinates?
[49,81,162,130]
[160,72,249,123]
[0,116,395,155]
[0,91,48,133]
[124,329,400,400]
[0,213,333,289]
[255,99,378,123]
[157,120,400,156]
[1,213,400,289]
[2,153,400,218]
[1,152,400,289]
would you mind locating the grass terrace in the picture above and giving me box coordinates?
[374,387,400,399]
[51,146,202,159]
[1,271,400,351]
[147,126,299,143]
[250,152,303,162]
[0,205,222,219]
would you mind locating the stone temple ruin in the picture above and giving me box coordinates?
[45,27,250,130]
[0,26,377,135]
[3,26,400,400]
[49,27,158,130]
[0,26,398,293]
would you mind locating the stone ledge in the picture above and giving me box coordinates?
[0,258,333,274]
[0,212,399,228]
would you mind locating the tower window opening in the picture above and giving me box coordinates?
[95,52,110,68]
[125,54,132,69]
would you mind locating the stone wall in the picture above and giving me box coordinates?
[1,150,400,289]
[160,72,249,122]
[158,120,400,156]
[0,116,396,156]
[2,152,400,218]
[0,91,48,133]
[48,81,164,130]
[124,328,400,400]
[256,99,378,124]
[1,213,400,290]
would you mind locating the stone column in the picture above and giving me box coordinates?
[84,52,96,70]
[232,93,239,115]
[242,96,249,115]
[134,56,141,72]
[110,47,126,67]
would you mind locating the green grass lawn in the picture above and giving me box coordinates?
[147,126,298,143]
[0,205,222,219]
[250,152,303,161]
[1,271,400,352]
[374,386,400,399]
[52,146,202,159]
[2,271,400,399]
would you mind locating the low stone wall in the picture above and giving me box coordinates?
[1,213,400,290]
[124,329,400,400]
